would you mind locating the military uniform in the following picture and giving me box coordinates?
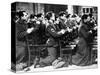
[39,20,63,66]
[27,20,48,67]
[16,19,28,64]
[36,20,47,44]
[27,20,40,45]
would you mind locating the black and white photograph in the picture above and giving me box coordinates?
[11,1,98,73]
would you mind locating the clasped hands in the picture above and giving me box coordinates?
[27,27,34,34]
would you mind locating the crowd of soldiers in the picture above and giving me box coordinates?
[11,10,97,71]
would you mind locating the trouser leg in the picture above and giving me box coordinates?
[39,47,56,66]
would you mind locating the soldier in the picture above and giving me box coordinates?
[27,14,41,44]
[58,11,67,30]
[16,11,34,69]
[30,13,48,68]
[36,13,48,44]
[38,11,66,67]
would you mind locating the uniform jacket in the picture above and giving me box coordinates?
[16,19,28,64]
[16,19,28,47]
[46,20,63,46]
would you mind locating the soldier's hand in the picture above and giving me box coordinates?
[60,29,66,34]
[89,30,92,33]
[58,29,65,34]
[73,26,77,29]
[67,28,72,32]
[36,21,40,24]
[27,27,34,34]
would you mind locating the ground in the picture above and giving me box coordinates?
[17,64,98,73]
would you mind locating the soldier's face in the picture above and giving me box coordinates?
[21,12,29,20]
[61,14,66,20]
[51,13,55,21]
[56,18,59,24]
[39,15,44,20]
